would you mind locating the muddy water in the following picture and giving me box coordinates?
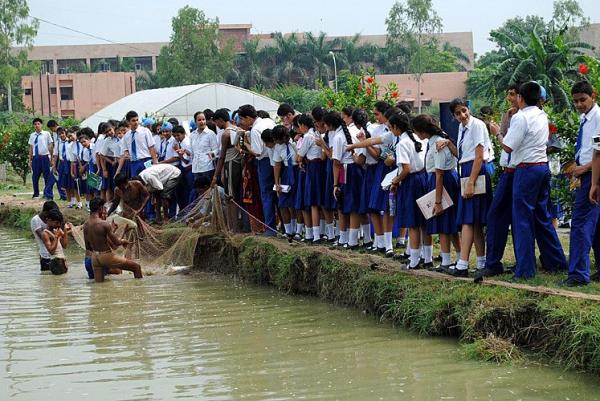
[1,228,599,401]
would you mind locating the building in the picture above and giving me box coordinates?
[375,72,468,109]
[580,23,600,56]
[21,72,136,119]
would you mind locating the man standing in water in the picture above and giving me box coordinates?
[108,172,150,219]
[84,198,143,283]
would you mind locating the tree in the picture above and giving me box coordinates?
[303,32,338,87]
[229,39,265,89]
[156,6,234,87]
[0,0,38,112]
[336,34,377,74]
[386,0,442,112]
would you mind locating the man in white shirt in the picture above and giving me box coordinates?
[188,111,219,180]
[238,104,277,235]
[47,120,66,200]
[28,118,55,200]
[502,81,567,279]
[117,111,158,178]
[138,164,181,224]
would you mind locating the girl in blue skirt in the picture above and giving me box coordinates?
[387,113,430,269]
[313,107,337,242]
[325,111,364,249]
[412,115,460,271]
[272,125,299,240]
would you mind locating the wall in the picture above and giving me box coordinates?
[375,72,468,107]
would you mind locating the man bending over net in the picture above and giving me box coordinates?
[108,172,150,220]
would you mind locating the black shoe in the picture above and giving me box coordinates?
[449,268,468,278]
[422,262,434,270]
[343,244,359,251]
[473,268,503,283]
[311,239,322,246]
[393,253,408,262]
[362,241,373,249]
[402,263,422,270]
[433,255,442,262]
[286,234,293,243]
[559,278,588,287]
[293,234,302,241]
[385,249,395,258]
[591,272,600,282]
[437,264,455,274]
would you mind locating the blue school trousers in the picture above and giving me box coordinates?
[129,158,150,177]
[32,155,54,199]
[567,173,600,283]
[512,164,567,279]
[485,170,514,273]
[257,157,276,234]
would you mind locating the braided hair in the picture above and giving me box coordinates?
[388,113,422,153]
[411,114,451,141]
[323,110,353,145]
[351,109,371,138]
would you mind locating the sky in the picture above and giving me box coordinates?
[27,0,600,56]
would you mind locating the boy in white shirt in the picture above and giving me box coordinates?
[28,118,54,200]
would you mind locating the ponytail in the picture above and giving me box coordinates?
[351,108,372,139]
[340,122,353,145]
[411,114,453,142]
[323,110,353,145]
[406,130,423,153]
[389,112,422,152]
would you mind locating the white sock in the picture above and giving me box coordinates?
[284,223,293,235]
[334,223,340,237]
[296,223,304,235]
[384,232,393,251]
[362,224,372,244]
[312,226,320,241]
[374,235,382,249]
[422,245,433,264]
[290,219,297,233]
[398,236,406,246]
[339,230,348,245]
[326,223,335,240]
[409,248,421,268]
[441,252,452,266]
[476,256,486,270]
[70,197,75,205]
[349,228,359,246]
[320,219,326,233]
[456,259,469,271]
[305,227,313,240]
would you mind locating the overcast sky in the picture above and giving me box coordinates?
[28,0,600,55]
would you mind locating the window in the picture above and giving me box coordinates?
[58,68,67,74]
[60,87,73,101]
[421,100,432,107]
[135,63,142,71]
[24,88,32,95]
[100,62,110,72]
[50,87,57,95]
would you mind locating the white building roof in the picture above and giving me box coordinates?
[81,83,281,130]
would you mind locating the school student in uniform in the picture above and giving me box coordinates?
[67,129,83,209]
[98,121,120,202]
[52,127,71,204]
[412,115,460,271]
[313,107,337,242]
[78,129,98,209]
[563,82,600,286]
[172,126,194,212]
[47,119,66,201]
[326,111,364,249]
[270,125,298,240]
[117,111,158,178]
[28,118,55,200]
[500,82,567,279]
[448,98,492,277]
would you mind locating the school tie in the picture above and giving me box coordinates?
[61,141,67,161]
[458,127,467,162]
[159,140,164,159]
[130,131,138,161]
[34,135,39,157]
[286,143,295,185]
[76,142,81,160]
[575,118,587,165]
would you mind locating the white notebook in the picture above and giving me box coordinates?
[460,176,487,195]
[416,188,454,220]
[380,168,399,190]
[273,184,291,193]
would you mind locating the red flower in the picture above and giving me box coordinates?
[580,64,589,75]
[549,123,558,134]
[366,76,374,84]
[391,90,399,98]
[366,87,373,96]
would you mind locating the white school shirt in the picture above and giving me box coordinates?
[503,106,549,165]
[367,123,391,165]
[297,129,323,160]
[153,134,161,150]
[177,136,192,168]
[100,136,121,158]
[31,214,51,259]
[396,132,425,173]
[457,117,489,164]
[28,131,52,156]
[249,117,276,160]
[53,139,70,161]
[576,103,600,166]
[163,136,179,165]
[79,143,96,165]
[67,141,82,162]
[190,127,219,173]
[215,126,223,157]
[272,141,298,167]
[331,127,354,164]
[139,164,181,191]
[425,135,457,173]
[120,126,155,160]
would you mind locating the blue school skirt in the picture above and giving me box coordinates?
[57,159,71,190]
[396,171,428,228]
[68,161,81,191]
[102,162,116,191]
[304,159,324,207]
[426,170,460,235]
[456,161,492,225]
[279,165,298,209]
[369,160,395,213]
[323,158,337,210]
[121,159,131,178]
[294,167,306,210]
[359,163,378,214]
[340,163,364,215]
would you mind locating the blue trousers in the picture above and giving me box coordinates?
[177,168,194,211]
[485,171,514,273]
[567,173,600,283]
[512,165,567,278]
[257,157,276,233]
[129,158,150,177]
[32,155,54,199]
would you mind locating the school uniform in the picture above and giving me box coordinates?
[53,138,71,193]
[250,117,277,232]
[456,117,492,225]
[293,134,307,211]
[504,106,567,278]
[297,128,324,207]
[157,136,171,162]
[567,103,600,283]
[368,127,396,214]
[425,135,459,235]
[79,143,97,195]
[99,136,120,191]
[323,132,337,211]
[175,135,194,211]
[68,140,83,193]
[94,134,106,179]
[120,126,155,177]
[395,132,428,228]
[332,126,363,214]
[49,130,66,200]
[29,131,54,199]
[190,127,219,181]
[273,141,298,209]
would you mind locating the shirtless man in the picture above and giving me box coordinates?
[84,197,142,283]
[107,172,150,219]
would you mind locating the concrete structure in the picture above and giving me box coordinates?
[375,72,468,109]
[580,23,600,56]
[21,72,136,119]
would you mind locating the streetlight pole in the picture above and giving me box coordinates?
[329,51,338,93]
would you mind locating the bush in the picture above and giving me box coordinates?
[262,85,323,114]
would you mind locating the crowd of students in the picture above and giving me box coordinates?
[27,79,600,286]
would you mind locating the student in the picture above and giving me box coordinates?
[117,110,158,178]
[325,111,363,249]
[137,163,182,224]
[563,82,600,286]
[277,103,296,129]
[67,128,83,209]
[412,115,460,271]
[113,121,130,178]
[172,125,194,211]
[212,108,243,197]
[270,125,297,240]
[447,98,492,277]
[188,111,219,182]
[28,118,54,200]
[78,129,98,209]
[98,121,120,202]
[41,209,69,275]
[47,119,66,200]
[238,104,277,235]
[500,82,567,279]
[313,106,337,242]
[52,127,71,205]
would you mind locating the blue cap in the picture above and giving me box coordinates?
[189,119,197,131]
[539,85,547,101]
[161,121,173,131]
[142,117,155,126]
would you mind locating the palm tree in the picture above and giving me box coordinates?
[269,32,308,86]
[336,34,378,74]
[303,32,338,87]
[231,39,264,88]
[441,42,470,71]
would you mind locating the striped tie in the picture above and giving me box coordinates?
[34,135,39,157]
[131,131,138,161]
[458,126,467,162]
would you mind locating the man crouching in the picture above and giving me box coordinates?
[83,197,143,283]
